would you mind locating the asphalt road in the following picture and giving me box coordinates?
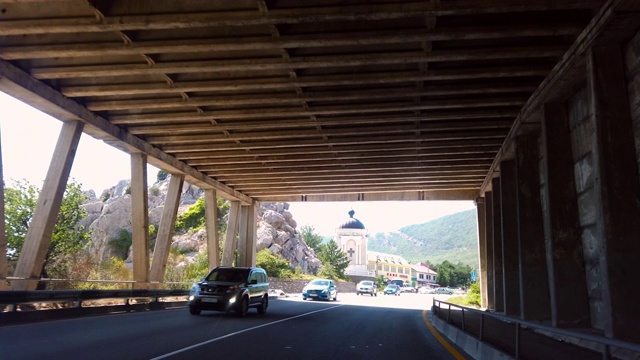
[0,292,466,360]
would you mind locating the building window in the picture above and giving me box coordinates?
[384,265,389,271]
[391,266,396,272]
[419,274,424,279]
[377,264,382,270]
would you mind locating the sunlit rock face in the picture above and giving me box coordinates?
[81,179,320,274]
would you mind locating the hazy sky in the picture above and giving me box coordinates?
[1,91,476,234]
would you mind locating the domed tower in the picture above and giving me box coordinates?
[335,209,370,277]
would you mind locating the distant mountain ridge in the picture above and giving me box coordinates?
[368,209,478,268]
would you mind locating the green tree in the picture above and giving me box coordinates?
[156,170,169,182]
[109,228,132,259]
[317,240,350,280]
[4,179,91,279]
[300,225,323,252]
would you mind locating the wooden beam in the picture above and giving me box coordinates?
[0,1,602,35]
[204,189,220,271]
[0,127,6,290]
[131,153,150,289]
[11,120,83,291]
[149,173,184,286]
[222,201,241,266]
[61,69,550,97]
[0,59,252,204]
[31,47,565,79]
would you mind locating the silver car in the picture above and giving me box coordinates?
[356,280,377,296]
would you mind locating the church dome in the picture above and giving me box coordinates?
[339,209,366,229]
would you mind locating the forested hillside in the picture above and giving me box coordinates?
[368,209,478,268]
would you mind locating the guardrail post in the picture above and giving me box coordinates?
[461,308,466,331]
[515,323,521,359]
[602,344,610,360]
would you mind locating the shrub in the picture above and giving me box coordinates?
[256,249,293,279]
[109,228,132,259]
[150,187,161,196]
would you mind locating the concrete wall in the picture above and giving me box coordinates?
[626,30,640,172]
[568,87,603,330]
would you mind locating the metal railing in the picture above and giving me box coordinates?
[433,299,640,360]
[0,288,190,325]
[2,276,194,290]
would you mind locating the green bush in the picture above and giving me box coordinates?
[109,229,132,259]
[150,187,161,196]
[256,249,293,279]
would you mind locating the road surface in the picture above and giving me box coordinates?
[0,292,466,360]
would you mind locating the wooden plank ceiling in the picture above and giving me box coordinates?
[0,0,605,202]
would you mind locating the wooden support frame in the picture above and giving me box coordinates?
[11,121,83,290]
[221,201,240,266]
[149,174,184,287]
[204,189,220,271]
[130,153,150,289]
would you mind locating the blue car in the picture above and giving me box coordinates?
[383,284,401,296]
[302,279,338,301]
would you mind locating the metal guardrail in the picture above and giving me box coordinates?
[433,299,640,360]
[0,288,190,325]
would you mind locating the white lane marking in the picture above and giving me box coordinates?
[151,304,344,359]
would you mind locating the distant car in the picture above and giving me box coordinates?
[383,284,401,296]
[188,266,269,317]
[434,287,454,295]
[417,286,429,294]
[400,284,416,293]
[356,280,377,296]
[302,279,338,301]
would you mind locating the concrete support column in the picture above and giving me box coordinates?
[130,153,149,289]
[149,174,184,287]
[515,134,550,321]
[475,197,488,308]
[0,127,7,290]
[491,177,504,313]
[244,203,257,267]
[204,189,219,271]
[484,190,495,310]
[541,103,590,328]
[500,159,520,317]
[237,205,249,267]
[12,121,83,290]
[222,201,240,266]
[589,45,640,342]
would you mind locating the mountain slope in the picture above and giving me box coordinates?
[368,209,479,268]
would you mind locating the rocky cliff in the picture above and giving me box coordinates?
[79,177,321,273]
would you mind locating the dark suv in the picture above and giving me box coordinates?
[188,266,269,317]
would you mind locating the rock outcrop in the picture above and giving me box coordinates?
[80,178,321,273]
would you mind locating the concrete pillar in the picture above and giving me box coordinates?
[588,45,640,342]
[130,153,149,289]
[0,126,7,290]
[484,190,495,310]
[149,174,184,287]
[244,203,257,267]
[237,205,249,267]
[222,201,240,266]
[541,103,590,328]
[475,197,488,308]
[515,133,551,321]
[204,189,219,271]
[491,177,504,313]
[12,121,83,290]
[500,159,520,317]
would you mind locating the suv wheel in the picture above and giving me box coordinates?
[189,306,201,315]
[257,295,268,314]
[236,296,248,317]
